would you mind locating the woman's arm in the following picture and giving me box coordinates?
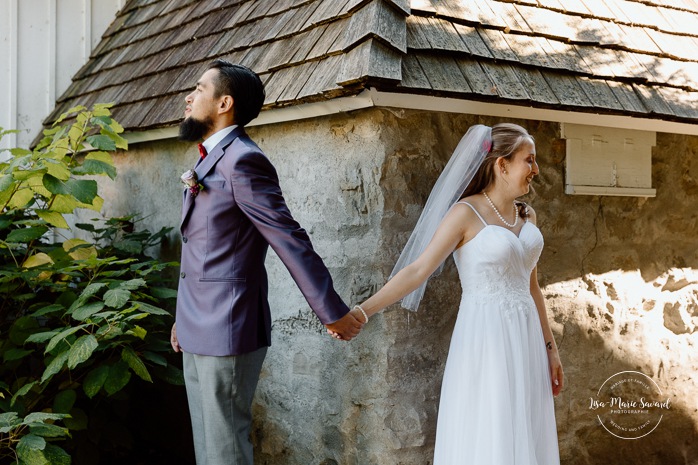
[527,207,563,396]
[530,266,564,396]
[354,204,476,319]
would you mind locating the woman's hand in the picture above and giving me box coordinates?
[547,349,564,396]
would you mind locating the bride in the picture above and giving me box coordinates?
[334,123,563,464]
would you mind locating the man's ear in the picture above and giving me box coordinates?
[218,95,234,114]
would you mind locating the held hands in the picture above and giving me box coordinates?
[325,306,368,341]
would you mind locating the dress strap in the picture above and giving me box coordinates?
[456,201,488,226]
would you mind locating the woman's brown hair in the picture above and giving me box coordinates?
[461,123,534,218]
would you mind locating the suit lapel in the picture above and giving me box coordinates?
[180,127,245,231]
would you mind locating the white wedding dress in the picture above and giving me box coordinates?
[433,202,560,465]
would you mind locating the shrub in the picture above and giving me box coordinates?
[0,105,181,464]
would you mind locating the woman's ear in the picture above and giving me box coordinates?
[497,157,508,175]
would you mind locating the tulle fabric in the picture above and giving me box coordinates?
[390,125,492,311]
[433,217,560,465]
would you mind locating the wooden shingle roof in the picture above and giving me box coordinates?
[45,0,698,131]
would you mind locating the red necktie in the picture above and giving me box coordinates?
[198,143,207,159]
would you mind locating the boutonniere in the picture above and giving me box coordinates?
[181,170,204,197]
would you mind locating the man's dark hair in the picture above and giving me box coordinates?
[207,59,265,127]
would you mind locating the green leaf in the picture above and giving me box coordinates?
[119,278,146,290]
[41,444,71,465]
[122,347,152,383]
[0,188,13,209]
[124,312,148,322]
[67,334,98,369]
[66,179,97,204]
[17,434,46,455]
[12,169,45,181]
[43,160,70,180]
[25,330,60,344]
[77,193,103,211]
[23,412,69,424]
[29,423,70,438]
[42,173,70,195]
[0,215,13,230]
[83,365,109,399]
[96,322,122,340]
[92,102,114,114]
[71,302,105,321]
[0,412,21,432]
[156,364,185,386]
[142,351,166,367]
[104,361,131,395]
[8,187,34,208]
[133,301,171,316]
[67,283,105,314]
[16,447,49,465]
[64,104,87,115]
[77,282,107,301]
[3,348,33,362]
[41,351,69,383]
[0,173,15,191]
[9,147,31,156]
[11,381,37,407]
[36,210,69,229]
[75,222,96,232]
[111,133,128,150]
[30,304,64,318]
[114,239,142,254]
[85,150,115,165]
[53,389,76,414]
[86,134,116,151]
[126,325,147,340]
[151,287,178,299]
[23,253,54,269]
[27,175,53,197]
[68,124,84,147]
[50,194,78,213]
[46,325,85,353]
[6,226,48,243]
[104,289,131,308]
[73,159,117,180]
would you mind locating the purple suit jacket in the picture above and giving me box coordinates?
[176,127,349,356]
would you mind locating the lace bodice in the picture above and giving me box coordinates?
[453,204,543,297]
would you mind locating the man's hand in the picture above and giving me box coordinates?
[170,323,181,352]
[325,312,364,341]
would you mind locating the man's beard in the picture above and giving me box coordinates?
[178,116,214,142]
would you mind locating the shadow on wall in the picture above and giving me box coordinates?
[555,318,698,465]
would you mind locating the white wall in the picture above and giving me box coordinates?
[0,0,124,152]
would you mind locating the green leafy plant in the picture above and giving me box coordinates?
[0,105,181,464]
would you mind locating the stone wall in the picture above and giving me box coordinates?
[91,108,698,464]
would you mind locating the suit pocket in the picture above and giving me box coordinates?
[199,277,246,283]
[205,180,226,189]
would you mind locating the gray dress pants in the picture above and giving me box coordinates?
[183,347,267,465]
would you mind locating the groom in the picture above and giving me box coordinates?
[170,60,363,465]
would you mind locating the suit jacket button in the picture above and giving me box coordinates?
[180,272,186,279]
[182,236,188,243]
